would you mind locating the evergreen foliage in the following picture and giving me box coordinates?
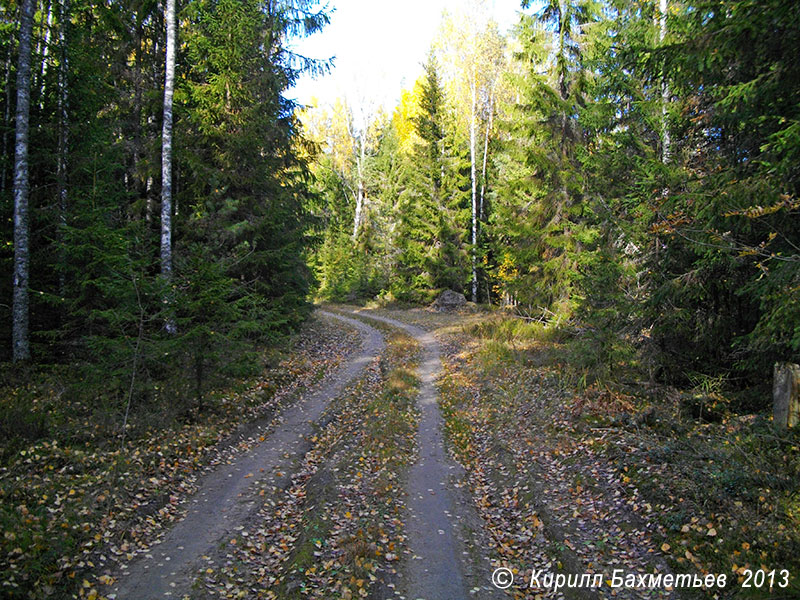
[1,0,329,415]
[303,0,799,401]
[392,53,470,302]
[4,0,800,413]
[491,1,601,314]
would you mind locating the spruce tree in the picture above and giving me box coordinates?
[491,0,600,315]
[393,54,469,301]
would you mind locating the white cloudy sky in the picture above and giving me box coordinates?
[286,0,523,111]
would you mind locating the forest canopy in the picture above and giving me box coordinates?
[302,0,800,392]
[2,0,799,405]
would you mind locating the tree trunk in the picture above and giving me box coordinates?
[352,181,364,239]
[656,0,669,262]
[773,363,800,431]
[37,0,54,107]
[659,0,670,163]
[56,0,69,296]
[470,67,477,303]
[352,133,365,239]
[1,41,14,194]
[12,0,35,362]
[479,85,494,222]
[160,0,177,334]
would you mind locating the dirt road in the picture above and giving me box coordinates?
[112,312,383,599]
[340,309,500,600]
[112,308,499,600]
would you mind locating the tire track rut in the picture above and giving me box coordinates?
[112,311,383,599]
[339,309,501,600]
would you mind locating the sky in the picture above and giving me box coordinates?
[286,0,523,112]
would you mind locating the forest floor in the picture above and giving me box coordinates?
[1,312,367,600]
[360,305,800,600]
[2,305,800,600]
[109,311,385,599]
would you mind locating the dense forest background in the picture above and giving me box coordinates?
[2,0,799,412]
[2,0,330,412]
[305,0,799,398]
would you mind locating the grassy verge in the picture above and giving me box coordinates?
[0,315,361,600]
[282,327,419,600]
[438,312,800,599]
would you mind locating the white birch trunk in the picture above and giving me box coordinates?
[38,0,53,107]
[659,0,670,163]
[161,0,177,334]
[352,183,364,240]
[470,66,478,303]
[12,0,35,361]
[479,85,494,222]
[57,0,69,295]
[352,134,365,239]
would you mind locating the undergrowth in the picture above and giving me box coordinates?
[0,316,358,600]
[446,312,800,598]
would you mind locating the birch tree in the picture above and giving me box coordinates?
[301,96,379,241]
[347,93,381,241]
[351,116,367,240]
[435,5,506,302]
[161,0,176,333]
[35,0,53,107]
[56,0,69,295]
[659,0,670,163]
[12,0,35,361]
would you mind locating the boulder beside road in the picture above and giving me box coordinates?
[431,289,467,312]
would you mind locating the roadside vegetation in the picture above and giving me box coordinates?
[433,311,800,599]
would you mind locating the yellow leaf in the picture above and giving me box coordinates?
[661,543,671,552]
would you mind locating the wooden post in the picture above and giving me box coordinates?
[773,363,800,430]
